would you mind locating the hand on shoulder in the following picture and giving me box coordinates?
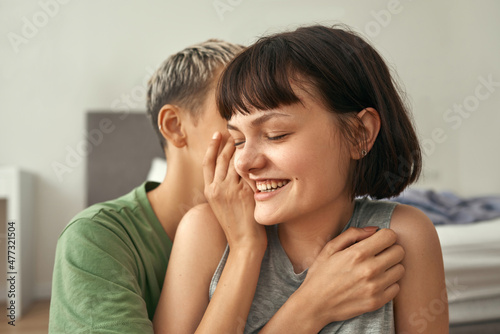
[271,227,405,332]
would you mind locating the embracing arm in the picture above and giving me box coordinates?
[391,204,449,333]
[155,133,409,333]
[152,205,224,333]
[153,204,265,333]
[154,133,266,334]
[261,227,405,333]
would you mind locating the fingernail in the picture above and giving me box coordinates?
[363,226,379,232]
[212,132,220,140]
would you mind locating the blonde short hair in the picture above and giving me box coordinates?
[147,39,244,149]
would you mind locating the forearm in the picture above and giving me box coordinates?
[196,246,265,334]
[259,289,325,334]
[261,228,405,333]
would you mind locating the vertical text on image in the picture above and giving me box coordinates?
[6,221,17,326]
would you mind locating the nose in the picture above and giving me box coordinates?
[234,143,266,175]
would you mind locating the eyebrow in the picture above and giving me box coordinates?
[227,112,291,131]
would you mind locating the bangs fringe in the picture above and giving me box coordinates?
[217,38,302,120]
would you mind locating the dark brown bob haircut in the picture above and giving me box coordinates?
[216,24,421,199]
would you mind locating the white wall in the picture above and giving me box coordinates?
[1,0,499,300]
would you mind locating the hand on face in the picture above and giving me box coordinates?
[203,131,267,252]
[297,227,405,325]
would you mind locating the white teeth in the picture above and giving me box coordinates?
[256,180,289,192]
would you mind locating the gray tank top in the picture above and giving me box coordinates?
[209,198,397,333]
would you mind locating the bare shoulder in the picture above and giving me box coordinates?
[155,206,228,332]
[390,203,440,247]
[180,203,220,228]
[173,203,227,272]
[389,203,443,269]
[176,203,226,245]
[390,204,449,333]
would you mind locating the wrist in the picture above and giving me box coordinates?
[262,290,325,333]
[227,231,267,255]
[292,284,332,328]
[229,240,267,260]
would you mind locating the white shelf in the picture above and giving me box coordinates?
[0,166,35,320]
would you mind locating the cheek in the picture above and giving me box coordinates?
[297,141,350,186]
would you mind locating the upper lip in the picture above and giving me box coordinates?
[250,177,288,181]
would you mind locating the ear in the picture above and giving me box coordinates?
[351,107,381,160]
[157,104,187,148]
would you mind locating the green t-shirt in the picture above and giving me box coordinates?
[49,182,172,333]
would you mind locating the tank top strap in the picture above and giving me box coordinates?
[343,198,398,231]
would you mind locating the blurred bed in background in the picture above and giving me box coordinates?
[389,189,500,330]
[87,111,500,333]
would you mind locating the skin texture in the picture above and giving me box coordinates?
[147,85,227,240]
[391,205,449,333]
[153,85,444,332]
[229,88,448,332]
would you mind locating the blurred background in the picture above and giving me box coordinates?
[1,0,499,312]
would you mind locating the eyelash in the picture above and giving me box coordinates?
[233,134,289,147]
[234,141,245,147]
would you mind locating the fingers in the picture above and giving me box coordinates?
[225,140,241,183]
[203,132,237,187]
[378,264,404,302]
[203,132,222,186]
[321,227,379,256]
[213,135,235,183]
[373,243,405,271]
[351,228,398,256]
[382,263,405,289]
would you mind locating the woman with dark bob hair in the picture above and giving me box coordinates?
[155,25,448,333]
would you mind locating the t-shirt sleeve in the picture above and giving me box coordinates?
[49,218,153,334]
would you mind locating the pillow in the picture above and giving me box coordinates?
[147,157,167,182]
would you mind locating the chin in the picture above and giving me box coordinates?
[254,209,283,226]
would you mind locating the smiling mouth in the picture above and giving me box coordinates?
[255,180,290,192]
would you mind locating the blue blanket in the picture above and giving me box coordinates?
[388,189,500,225]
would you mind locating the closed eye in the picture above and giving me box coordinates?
[268,134,288,141]
[234,140,245,147]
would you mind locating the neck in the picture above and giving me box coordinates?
[278,198,355,273]
[147,157,205,241]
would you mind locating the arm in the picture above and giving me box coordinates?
[152,205,265,334]
[153,133,267,333]
[261,227,406,333]
[391,204,449,333]
[156,133,406,333]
